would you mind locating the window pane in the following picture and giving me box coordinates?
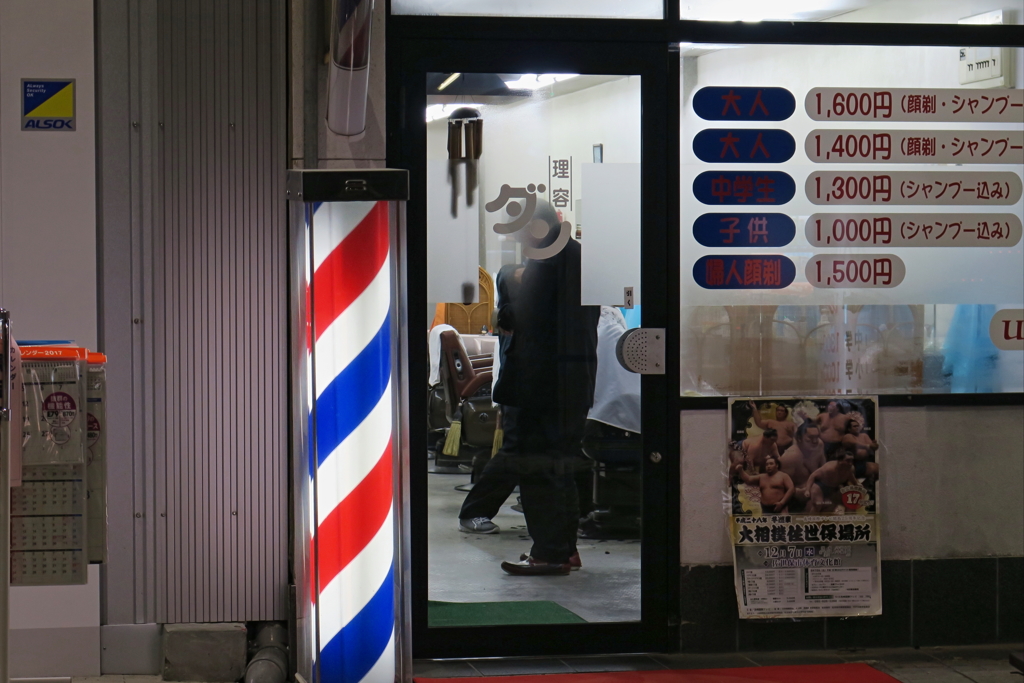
[393,0,662,19]
[680,44,1024,396]
[679,0,1023,24]
[426,73,644,624]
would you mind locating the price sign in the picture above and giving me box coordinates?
[806,254,906,288]
[806,87,1024,123]
[806,130,1023,164]
[805,171,1022,205]
[805,213,1022,247]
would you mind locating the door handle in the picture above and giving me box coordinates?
[615,327,665,375]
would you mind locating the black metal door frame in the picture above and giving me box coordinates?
[386,34,680,658]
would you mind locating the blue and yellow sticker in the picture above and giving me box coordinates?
[22,79,76,131]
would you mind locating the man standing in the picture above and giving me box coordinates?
[498,203,599,576]
[779,422,826,510]
[457,263,524,534]
[734,454,795,513]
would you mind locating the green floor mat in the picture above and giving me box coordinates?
[427,600,587,627]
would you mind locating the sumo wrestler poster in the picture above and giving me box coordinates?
[727,396,881,619]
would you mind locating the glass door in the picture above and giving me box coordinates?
[391,38,676,658]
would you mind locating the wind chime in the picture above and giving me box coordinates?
[447,106,483,218]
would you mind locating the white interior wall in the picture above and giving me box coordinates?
[0,0,101,675]
[427,75,642,281]
[681,405,1024,564]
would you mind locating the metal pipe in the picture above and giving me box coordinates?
[245,623,288,683]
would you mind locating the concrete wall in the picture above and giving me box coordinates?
[681,405,1024,565]
[0,0,101,675]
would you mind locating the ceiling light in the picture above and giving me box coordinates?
[426,103,484,123]
[502,74,579,90]
[437,73,461,91]
[678,42,744,50]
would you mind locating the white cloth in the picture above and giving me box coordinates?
[490,334,502,393]
[428,324,456,386]
[588,306,641,434]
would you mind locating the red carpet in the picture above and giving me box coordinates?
[417,663,898,682]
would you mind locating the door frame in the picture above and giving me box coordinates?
[386,35,681,658]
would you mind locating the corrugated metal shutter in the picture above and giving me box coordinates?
[151,0,288,623]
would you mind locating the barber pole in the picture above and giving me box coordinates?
[309,200,395,683]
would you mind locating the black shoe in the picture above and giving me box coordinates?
[521,551,580,570]
[501,556,571,576]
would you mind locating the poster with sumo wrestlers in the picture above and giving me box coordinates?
[727,396,882,619]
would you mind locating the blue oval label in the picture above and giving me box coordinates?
[693,213,795,248]
[693,87,796,121]
[693,255,796,289]
[693,171,796,206]
[693,129,795,164]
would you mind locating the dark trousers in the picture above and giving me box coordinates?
[458,451,519,521]
[517,406,589,564]
[459,405,592,563]
[459,407,520,521]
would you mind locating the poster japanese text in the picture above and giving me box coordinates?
[727,396,881,619]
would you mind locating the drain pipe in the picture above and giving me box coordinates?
[246,623,289,683]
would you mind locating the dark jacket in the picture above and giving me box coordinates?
[500,238,599,437]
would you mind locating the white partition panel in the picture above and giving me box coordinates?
[580,163,642,307]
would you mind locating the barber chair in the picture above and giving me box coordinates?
[434,330,497,470]
[427,330,495,457]
[578,420,642,539]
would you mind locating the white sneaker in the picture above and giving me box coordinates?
[459,517,499,534]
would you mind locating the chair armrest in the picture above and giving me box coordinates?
[458,371,492,399]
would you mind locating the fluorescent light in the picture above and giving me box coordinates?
[426,103,484,123]
[678,42,744,50]
[437,72,461,91]
[503,74,579,90]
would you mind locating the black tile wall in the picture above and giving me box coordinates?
[679,565,738,652]
[679,558,1020,654]
[913,558,998,646]
[828,560,913,649]
[998,556,1023,643]
[738,617,826,651]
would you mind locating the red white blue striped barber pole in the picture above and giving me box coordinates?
[309,200,395,683]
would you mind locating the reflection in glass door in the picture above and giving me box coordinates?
[423,72,644,626]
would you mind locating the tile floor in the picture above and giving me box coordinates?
[426,468,642,623]
[413,643,1024,682]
